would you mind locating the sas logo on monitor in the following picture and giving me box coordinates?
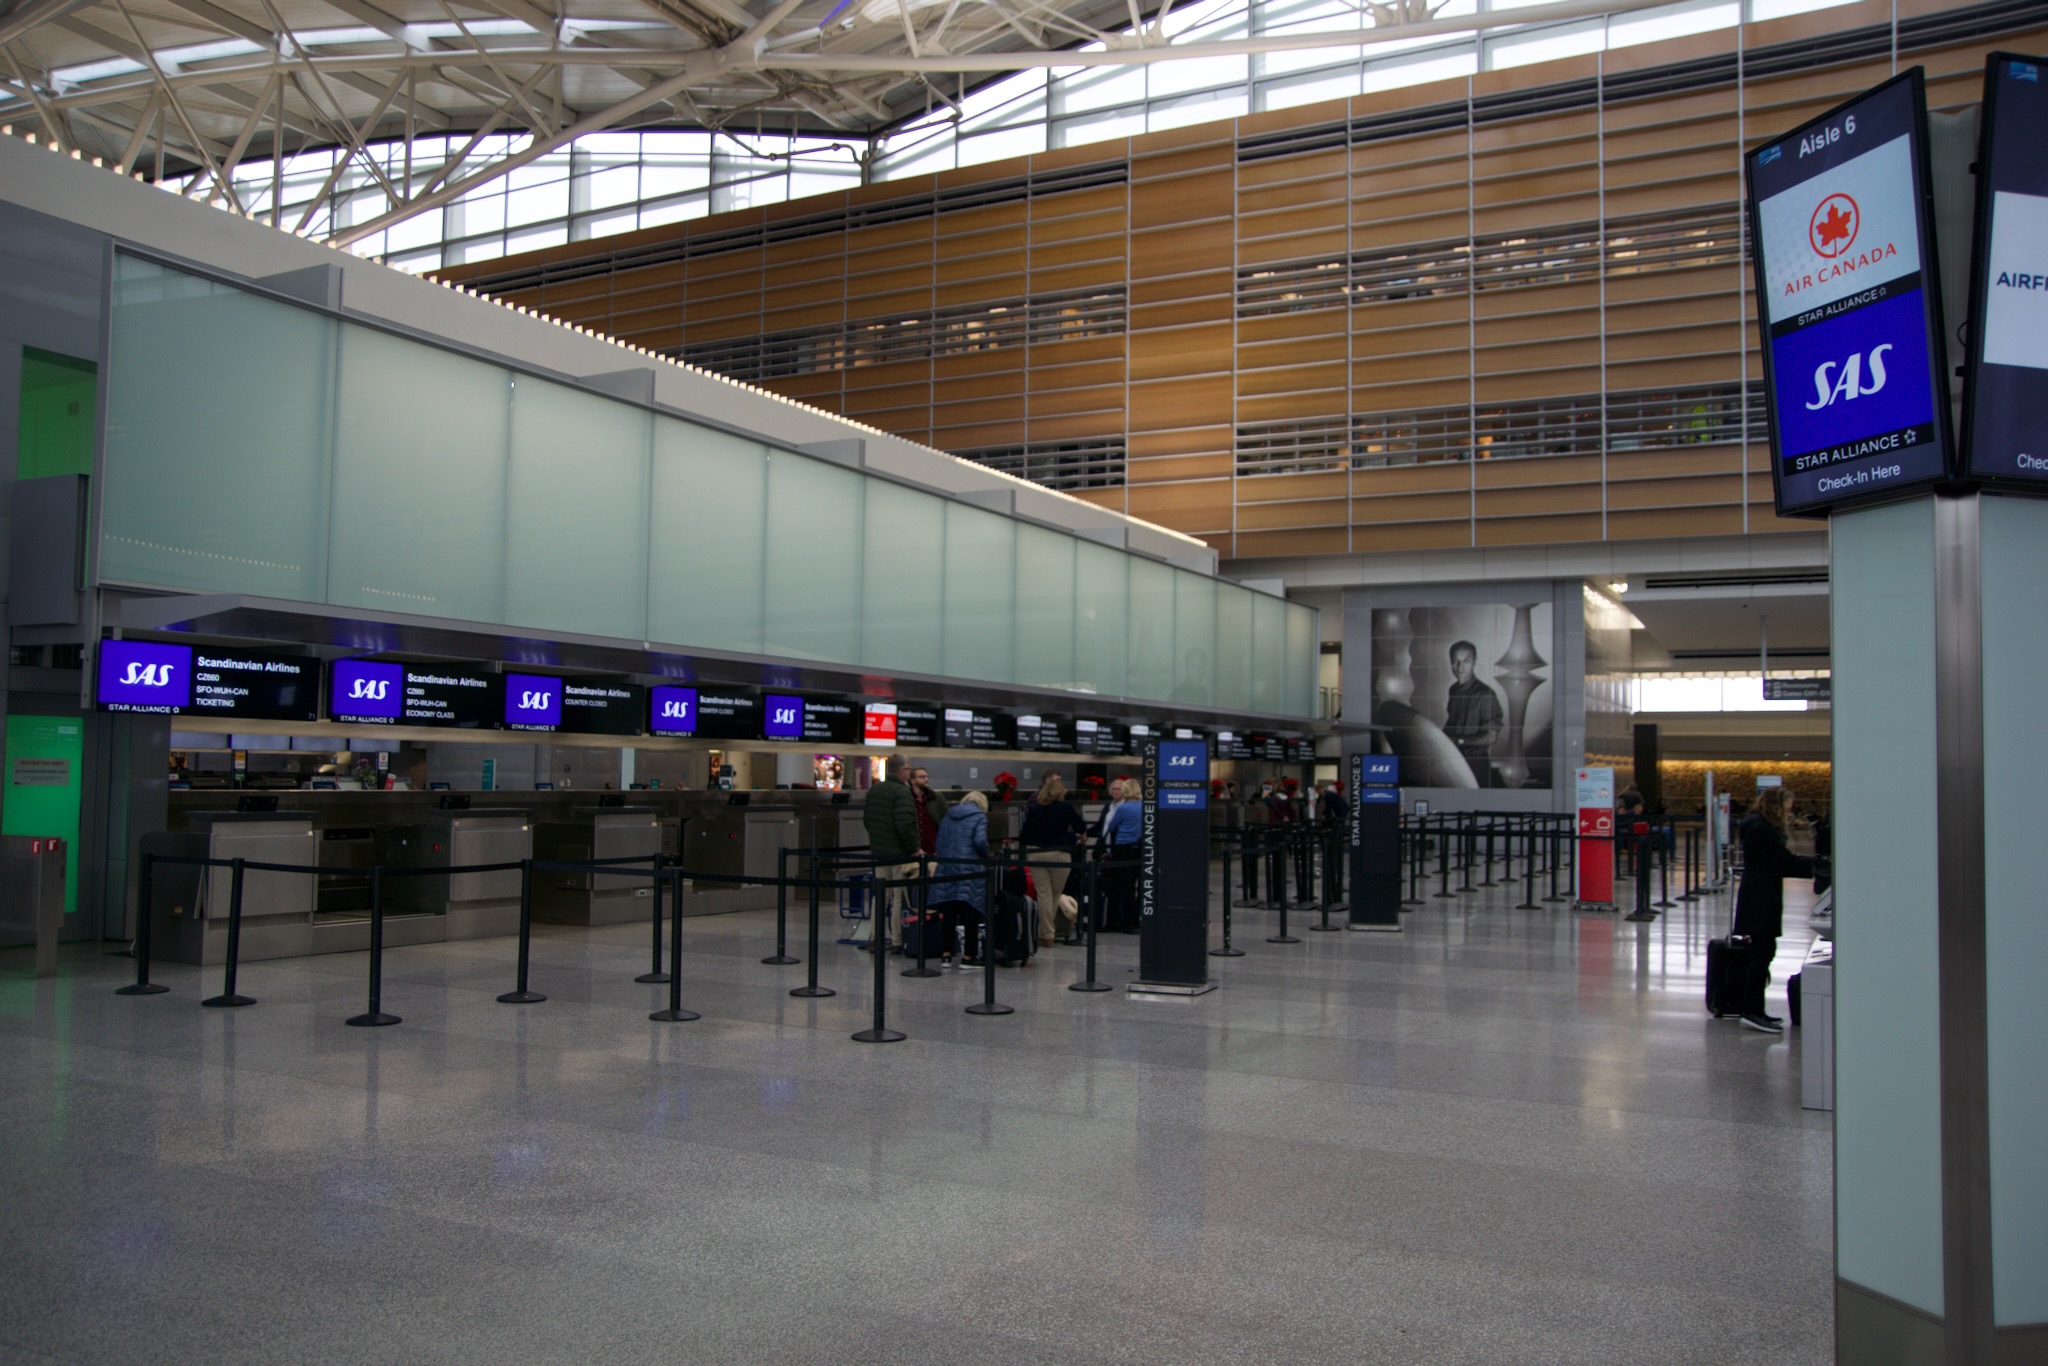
[1806,344,1892,410]
[118,661,177,688]
[347,677,392,701]
[517,690,553,711]
[659,698,691,719]
[1166,754,1198,768]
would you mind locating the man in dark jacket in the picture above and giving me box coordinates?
[862,761,923,945]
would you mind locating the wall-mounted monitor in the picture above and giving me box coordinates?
[693,690,762,741]
[504,672,564,732]
[1745,68,1955,516]
[942,707,1014,749]
[863,702,899,747]
[1014,714,1073,752]
[1073,718,1121,756]
[1124,722,1158,757]
[1285,737,1317,764]
[1962,53,2048,485]
[559,678,644,736]
[795,694,862,744]
[895,704,942,748]
[331,658,498,727]
[763,693,805,741]
[96,640,320,721]
[1213,730,1254,760]
[649,684,698,736]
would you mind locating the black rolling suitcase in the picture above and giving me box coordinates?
[1706,933,1752,1018]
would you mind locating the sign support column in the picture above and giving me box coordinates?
[1346,751,1401,931]
[1130,737,1215,996]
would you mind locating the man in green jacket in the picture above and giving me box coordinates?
[862,760,923,945]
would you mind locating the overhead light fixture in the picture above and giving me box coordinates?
[1608,580,1629,595]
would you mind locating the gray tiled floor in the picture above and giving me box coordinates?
[0,868,1832,1364]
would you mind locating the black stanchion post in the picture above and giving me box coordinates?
[1402,819,1423,907]
[1311,827,1341,931]
[1267,864,1300,944]
[1211,840,1243,958]
[968,864,1014,1015]
[1679,826,1701,902]
[1624,833,1655,921]
[853,874,906,1042]
[498,858,546,1004]
[1072,854,1112,989]
[1655,825,1676,908]
[117,851,170,997]
[651,870,700,1022]
[904,853,941,979]
[203,857,257,1009]
[1517,825,1540,910]
[1545,824,1566,903]
[345,865,399,1025]
[764,847,798,965]
[791,853,834,998]
[636,852,669,984]
[1435,815,1455,898]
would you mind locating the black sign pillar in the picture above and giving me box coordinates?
[1132,738,1216,996]
[1348,751,1402,932]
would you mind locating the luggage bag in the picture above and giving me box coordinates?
[1706,934,1752,1018]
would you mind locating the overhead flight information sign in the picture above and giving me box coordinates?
[97,641,318,721]
[1963,53,2048,484]
[1746,69,1954,516]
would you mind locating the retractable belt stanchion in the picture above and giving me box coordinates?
[968,864,1014,1015]
[636,852,669,984]
[1679,826,1702,902]
[791,854,834,999]
[1267,867,1300,945]
[345,864,399,1026]
[650,870,700,1022]
[1402,821,1423,907]
[1435,816,1455,899]
[116,851,170,997]
[1073,852,1113,990]
[1211,840,1243,958]
[1545,823,1567,903]
[1311,827,1341,931]
[1655,825,1676,908]
[203,857,256,1010]
[764,846,798,966]
[1516,823,1541,910]
[853,872,906,1042]
[1458,815,1476,893]
[904,853,941,979]
[498,857,546,1005]
[1624,830,1655,922]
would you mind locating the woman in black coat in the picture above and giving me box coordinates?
[1731,786,1815,1033]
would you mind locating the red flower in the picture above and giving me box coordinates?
[994,771,1018,789]
[1282,776,1300,791]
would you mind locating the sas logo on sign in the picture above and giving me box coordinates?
[1809,193,1860,258]
[119,661,177,688]
[770,706,797,726]
[348,677,392,701]
[1166,754,1198,768]
[518,690,553,710]
[659,698,691,720]
[1806,343,1892,410]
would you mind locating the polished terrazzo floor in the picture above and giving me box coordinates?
[0,866,1832,1365]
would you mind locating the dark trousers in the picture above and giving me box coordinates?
[1742,935,1778,1016]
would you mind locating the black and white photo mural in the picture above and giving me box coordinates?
[1371,603,1555,789]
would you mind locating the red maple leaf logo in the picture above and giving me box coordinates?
[1808,194,1860,258]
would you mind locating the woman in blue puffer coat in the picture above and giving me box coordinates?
[931,789,990,963]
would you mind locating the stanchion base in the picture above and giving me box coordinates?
[901,966,944,979]
[1069,979,1115,991]
[1515,901,1541,911]
[1309,923,1344,932]
[1432,892,1459,899]
[649,1008,701,1022]
[760,954,800,966]
[497,991,547,1004]
[1207,947,1246,958]
[1400,899,1424,907]
[634,971,672,984]
[790,985,837,998]
[1266,935,1301,945]
[115,983,170,996]
[851,1027,906,1043]
[1677,892,1702,902]
[965,1002,1015,1015]
[345,1011,400,1027]
[1543,895,1569,904]
[1654,900,1677,909]
[1622,911,1657,923]
[203,994,256,1009]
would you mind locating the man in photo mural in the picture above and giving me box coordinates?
[1443,639,1505,788]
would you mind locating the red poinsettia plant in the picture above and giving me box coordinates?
[1081,774,1107,795]
[993,772,1018,798]
[1210,778,1226,796]
[1281,776,1300,791]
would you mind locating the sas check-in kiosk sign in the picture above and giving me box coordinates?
[1348,753,1402,931]
[1135,738,1213,992]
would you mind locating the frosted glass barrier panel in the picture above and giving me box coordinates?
[942,501,1016,685]
[1287,602,1320,718]
[1980,496,2048,1324]
[104,257,334,600]
[648,420,767,654]
[1250,591,1289,714]
[764,452,863,664]
[1124,557,1175,703]
[506,375,650,641]
[1013,523,1078,691]
[861,479,946,677]
[332,323,509,622]
[1172,570,1217,705]
[1213,584,1254,712]
[1073,539,1129,699]
[1830,499,1946,1314]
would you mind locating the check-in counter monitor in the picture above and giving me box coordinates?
[532,806,662,926]
[378,808,531,939]
[144,811,318,965]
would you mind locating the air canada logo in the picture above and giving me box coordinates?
[1810,193,1859,258]
[120,661,176,688]
[348,677,392,701]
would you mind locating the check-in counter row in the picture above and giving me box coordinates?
[153,791,880,965]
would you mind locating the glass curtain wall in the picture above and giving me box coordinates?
[155,0,1856,276]
[101,255,1318,716]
